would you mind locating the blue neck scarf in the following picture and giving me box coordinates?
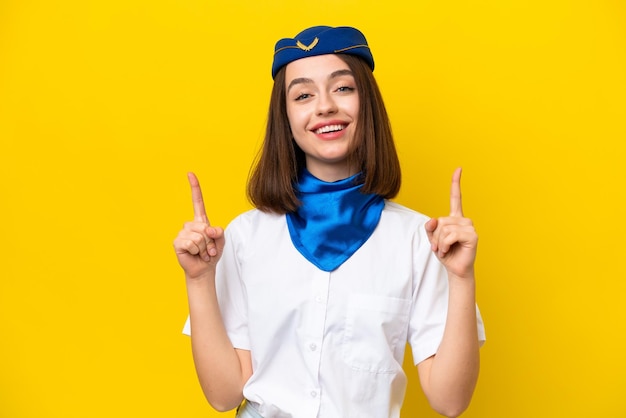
[286,170,385,272]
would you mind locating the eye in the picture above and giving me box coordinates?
[295,93,312,101]
[336,85,355,93]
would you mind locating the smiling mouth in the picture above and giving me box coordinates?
[314,124,346,135]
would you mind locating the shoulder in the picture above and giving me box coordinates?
[222,209,289,261]
[379,201,434,247]
[226,208,286,237]
[230,207,284,224]
[382,200,430,226]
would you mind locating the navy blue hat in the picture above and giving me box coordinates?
[272,26,374,79]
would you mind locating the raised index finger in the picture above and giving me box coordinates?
[187,172,209,224]
[449,167,464,217]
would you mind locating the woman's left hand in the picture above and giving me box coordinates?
[424,168,478,280]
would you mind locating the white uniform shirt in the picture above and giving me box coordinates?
[184,201,486,418]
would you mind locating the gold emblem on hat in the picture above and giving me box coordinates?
[296,37,319,51]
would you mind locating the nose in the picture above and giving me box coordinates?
[315,92,337,116]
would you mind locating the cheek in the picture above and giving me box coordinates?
[285,106,297,128]
[286,108,306,135]
[349,99,360,119]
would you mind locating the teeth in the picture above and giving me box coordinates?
[315,124,344,134]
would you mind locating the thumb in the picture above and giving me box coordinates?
[208,226,226,251]
[424,218,438,252]
[424,218,438,234]
[206,226,223,235]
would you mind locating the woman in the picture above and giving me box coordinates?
[174,25,486,418]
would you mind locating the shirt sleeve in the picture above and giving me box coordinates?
[215,219,251,349]
[181,218,251,350]
[407,220,486,365]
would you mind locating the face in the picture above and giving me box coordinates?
[284,54,360,182]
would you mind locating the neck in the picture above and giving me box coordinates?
[305,163,357,183]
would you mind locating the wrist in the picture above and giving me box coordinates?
[186,270,216,285]
[447,271,476,289]
[446,264,475,281]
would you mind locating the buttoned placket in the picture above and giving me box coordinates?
[301,269,331,416]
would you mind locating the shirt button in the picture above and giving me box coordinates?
[309,343,317,351]
[310,390,318,398]
[315,296,323,303]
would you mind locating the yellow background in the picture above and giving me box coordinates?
[1,0,625,417]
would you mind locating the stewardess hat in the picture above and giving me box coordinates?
[272,25,374,79]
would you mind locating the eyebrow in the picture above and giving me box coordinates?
[287,69,354,92]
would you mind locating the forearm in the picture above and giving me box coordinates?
[186,273,247,411]
[421,275,480,417]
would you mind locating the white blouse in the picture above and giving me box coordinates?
[184,201,486,418]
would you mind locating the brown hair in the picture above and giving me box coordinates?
[247,54,401,214]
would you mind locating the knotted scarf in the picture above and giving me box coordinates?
[286,170,385,272]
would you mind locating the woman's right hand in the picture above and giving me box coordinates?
[173,172,225,279]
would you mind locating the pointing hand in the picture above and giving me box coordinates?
[424,168,478,279]
[173,173,225,279]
